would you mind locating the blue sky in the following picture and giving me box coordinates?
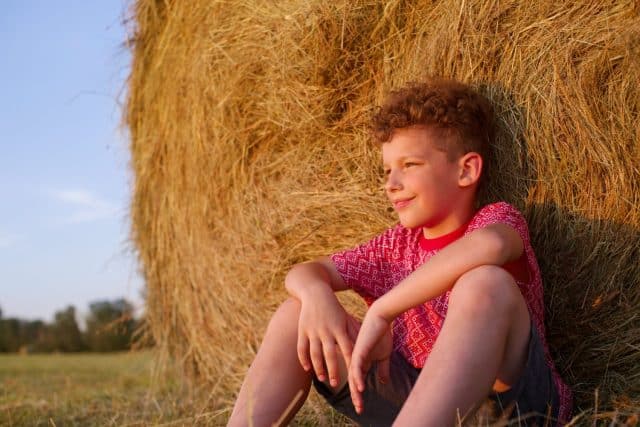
[0,2,143,323]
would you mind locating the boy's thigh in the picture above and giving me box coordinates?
[485,323,560,426]
[312,351,420,427]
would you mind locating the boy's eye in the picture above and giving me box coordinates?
[404,162,418,168]
[383,169,390,176]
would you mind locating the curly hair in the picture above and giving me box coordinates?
[371,79,494,161]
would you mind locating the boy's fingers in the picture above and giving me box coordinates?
[296,334,310,371]
[348,367,363,414]
[346,315,361,341]
[336,333,353,367]
[350,388,363,414]
[309,338,326,380]
[322,341,339,387]
[356,366,366,392]
[350,353,366,391]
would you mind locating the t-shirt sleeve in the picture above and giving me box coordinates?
[467,202,532,283]
[468,202,529,240]
[330,227,396,301]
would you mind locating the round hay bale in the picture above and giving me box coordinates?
[126,0,640,422]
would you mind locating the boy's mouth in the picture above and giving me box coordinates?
[392,197,414,210]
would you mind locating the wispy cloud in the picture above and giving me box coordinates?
[49,189,120,223]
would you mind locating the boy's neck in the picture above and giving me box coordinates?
[421,202,476,240]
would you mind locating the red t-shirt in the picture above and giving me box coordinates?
[330,202,572,423]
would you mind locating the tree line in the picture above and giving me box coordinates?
[0,298,147,353]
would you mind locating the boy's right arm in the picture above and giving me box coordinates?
[285,257,354,388]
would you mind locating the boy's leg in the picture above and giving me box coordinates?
[314,350,421,426]
[227,297,312,427]
[394,265,531,427]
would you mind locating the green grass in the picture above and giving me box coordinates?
[0,352,226,426]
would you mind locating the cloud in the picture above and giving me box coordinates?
[50,189,120,223]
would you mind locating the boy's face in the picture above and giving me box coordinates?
[382,126,467,233]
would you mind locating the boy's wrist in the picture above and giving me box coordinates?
[285,262,335,302]
[293,279,335,304]
[369,299,395,323]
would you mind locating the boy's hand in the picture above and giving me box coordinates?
[297,287,354,388]
[348,308,393,414]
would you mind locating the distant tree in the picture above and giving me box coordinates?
[0,317,54,353]
[0,310,4,352]
[19,320,46,352]
[0,318,20,352]
[85,299,135,351]
[51,306,85,352]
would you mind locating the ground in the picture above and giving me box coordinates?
[0,352,353,426]
[0,352,225,426]
[2,352,635,426]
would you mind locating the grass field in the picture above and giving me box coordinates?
[0,352,227,426]
[6,352,637,426]
[0,351,359,427]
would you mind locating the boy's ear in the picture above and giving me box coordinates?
[457,152,482,188]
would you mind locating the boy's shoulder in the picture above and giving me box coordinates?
[474,201,522,216]
[468,201,528,232]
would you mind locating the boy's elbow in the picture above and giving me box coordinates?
[284,263,304,293]
[476,226,520,265]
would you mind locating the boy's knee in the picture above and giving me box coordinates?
[450,266,520,314]
[266,297,301,333]
[280,296,302,312]
[277,297,302,319]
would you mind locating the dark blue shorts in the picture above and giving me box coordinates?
[313,323,560,426]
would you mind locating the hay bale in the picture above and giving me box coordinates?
[126,0,640,421]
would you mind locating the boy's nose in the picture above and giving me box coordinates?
[384,171,402,192]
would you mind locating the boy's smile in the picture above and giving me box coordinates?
[382,126,478,238]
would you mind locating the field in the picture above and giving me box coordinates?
[0,352,356,426]
[0,352,227,426]
[3,353,639,426]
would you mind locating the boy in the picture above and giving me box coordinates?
[228,79,572,426]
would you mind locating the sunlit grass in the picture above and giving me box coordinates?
[0,352,225,426]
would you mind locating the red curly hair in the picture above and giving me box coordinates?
[371,79,494,161]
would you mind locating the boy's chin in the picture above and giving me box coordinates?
[398,216,425,229]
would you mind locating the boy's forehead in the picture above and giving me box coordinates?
[382,127,438,156]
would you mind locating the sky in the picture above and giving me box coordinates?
[0,2,144,323]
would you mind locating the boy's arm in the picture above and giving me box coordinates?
[285,257,353,387]
[285,256,349,296]
[348,223,524,413]
[373,223,523,321]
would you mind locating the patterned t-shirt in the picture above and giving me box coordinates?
[330,202,572,423]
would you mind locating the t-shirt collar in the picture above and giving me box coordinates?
[419,220,471,251]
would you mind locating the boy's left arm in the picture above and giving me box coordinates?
[348,223,524,413]
[375,223,523,319]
